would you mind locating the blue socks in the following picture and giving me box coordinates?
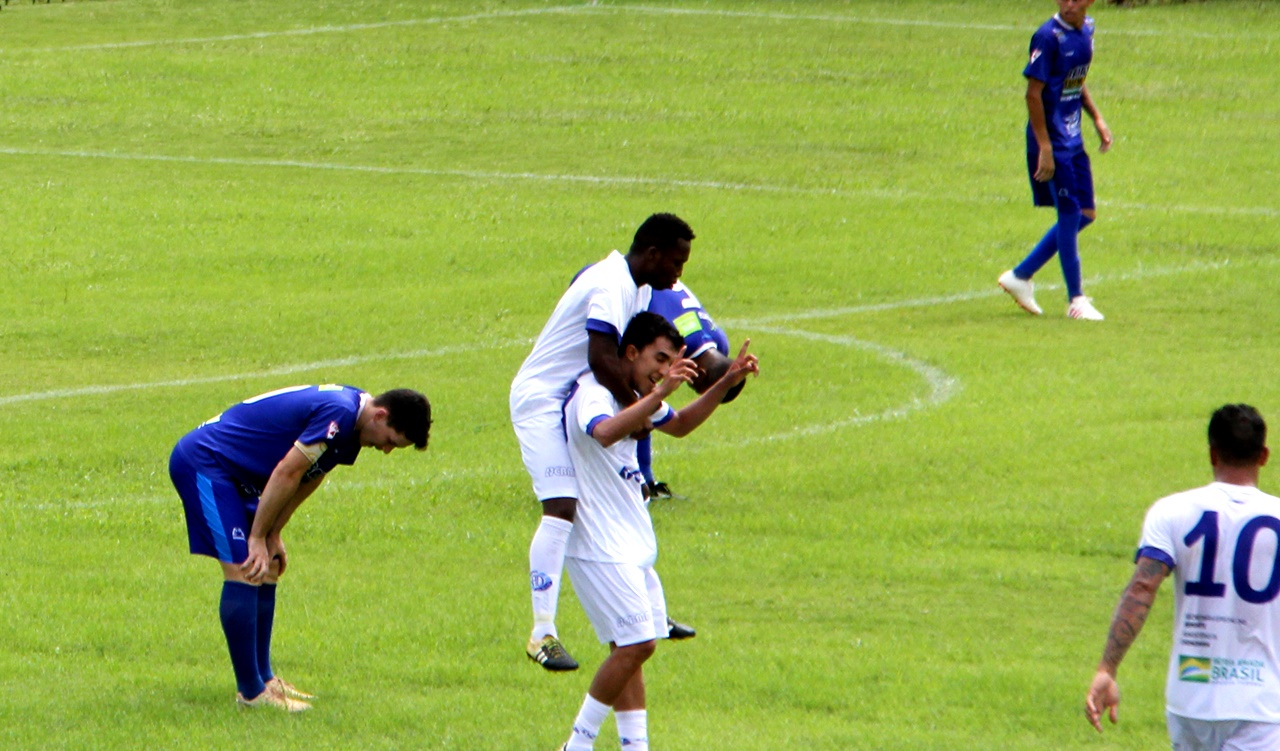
[220,581,265,699]
[637,436,654,486]
[1013,213,1095,300]
[257,583,277,685]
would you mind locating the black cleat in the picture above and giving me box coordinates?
[527,635,579,671]
[666,617,696,640]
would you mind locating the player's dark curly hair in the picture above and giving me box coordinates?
[619,311,684,356]
[373,389,432,450]
[1208,403,1267,465]
[630,213,695,254]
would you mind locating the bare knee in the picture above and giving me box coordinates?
[613,639,657,665]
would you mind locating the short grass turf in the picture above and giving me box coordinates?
[1,1,1278,749]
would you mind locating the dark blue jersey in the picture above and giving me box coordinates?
[647,282,729,358]
[178,384,365,495]
[1024,15,1094,154]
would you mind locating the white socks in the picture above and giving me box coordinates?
[529,516,573,640]
[565,695,610,751]
[616,709,649,751]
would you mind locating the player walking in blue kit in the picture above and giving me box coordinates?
[169,384,431,711]
[999,0,1113,321]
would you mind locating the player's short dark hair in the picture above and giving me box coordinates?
[630,213,695,254]
[373,389,432,450]
[620,311,684,356]
[1208,404,1267,465]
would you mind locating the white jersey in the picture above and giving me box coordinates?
[1137,482,1280,722]
[510,251,652,419]
[564,372,673,566]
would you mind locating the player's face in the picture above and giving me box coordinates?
[630,337,682,396]
[1056,0,1093,28]
[360,416,413,454]
[647,240,691,291]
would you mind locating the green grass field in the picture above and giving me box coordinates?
[2,0,1278,748]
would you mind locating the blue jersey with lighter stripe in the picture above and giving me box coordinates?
[1024,14,1094,154]
[178,384,365,494]
[647,281,729,359]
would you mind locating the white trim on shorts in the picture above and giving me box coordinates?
[1168,711,1280,751]
[513,409,579,501]
[566,557,669,647]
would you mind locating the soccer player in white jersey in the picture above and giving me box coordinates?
[511,214,695,671]
[1087,404,1280,750]
[556,312,758,751]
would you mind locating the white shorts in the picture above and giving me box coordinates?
[1168,712,1280,751]
[566,558,669,647]
[512,409,579,501]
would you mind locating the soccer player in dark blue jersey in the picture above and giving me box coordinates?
[999,0,1113,321]
[169,384,431,711]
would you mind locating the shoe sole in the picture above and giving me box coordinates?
[998,281,1043,315]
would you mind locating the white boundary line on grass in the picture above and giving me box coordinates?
[591,4,1278,41]
[0,339,530,407]
[0,255,1260,410]
[4,255,1268,510]
[0,6,589,53]
[2,147,1276,218]
[4,2,1270,53]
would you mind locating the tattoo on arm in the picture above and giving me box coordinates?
[1101,557,1170,672]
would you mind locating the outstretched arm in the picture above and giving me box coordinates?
[1085,555,1170,733]
[589,349,699,448]
[658,339,759,438]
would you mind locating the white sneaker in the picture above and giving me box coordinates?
[998,270,1042,315]
[1067,296,1105,321]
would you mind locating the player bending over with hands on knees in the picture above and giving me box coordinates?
[555,312,758,751]
[1086,404,1280,750]
[169,385,431,712]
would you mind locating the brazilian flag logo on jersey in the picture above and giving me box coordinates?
[1178,656,1212,683]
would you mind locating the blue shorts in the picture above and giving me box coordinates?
[1027,149,1094,211]
[170,441,254,564]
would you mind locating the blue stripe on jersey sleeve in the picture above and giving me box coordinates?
[585,415,609,437]
[651,405,675,428]
[586,318,621,342]
[1135,546,1176,569]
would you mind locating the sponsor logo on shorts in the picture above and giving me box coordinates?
[616,611,651,629]
[544,466,575,478]
[231,527,246,541]
[531,571,553,592]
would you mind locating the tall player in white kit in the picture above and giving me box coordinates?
[1087,404,1280,750]
[556,312,758,751]
[511,214,695,671]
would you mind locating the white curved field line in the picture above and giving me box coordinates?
[0,256,1265,411]
[1,147,1274,218]
[688,326,961,450]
